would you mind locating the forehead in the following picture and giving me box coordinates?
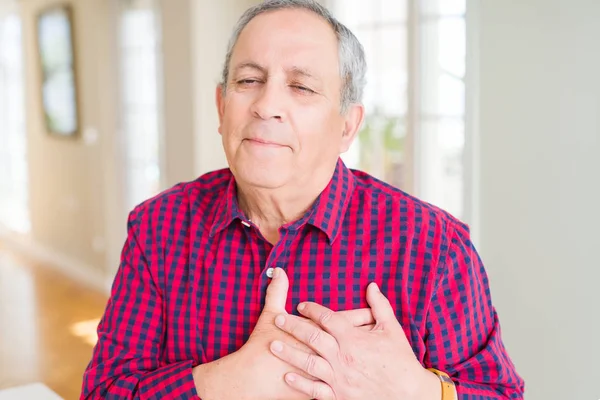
[231,8,340,76]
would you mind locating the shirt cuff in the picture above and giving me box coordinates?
[137,360,200,399]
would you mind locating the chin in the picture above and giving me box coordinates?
[233,162,292,189]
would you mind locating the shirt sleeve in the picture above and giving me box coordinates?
[424,222,525,399]
[80,209,200,399]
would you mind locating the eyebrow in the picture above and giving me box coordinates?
[232,62,322,83]
[287,66,320,82]
[233,62,267,76]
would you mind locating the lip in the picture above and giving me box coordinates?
[245,138,286,148]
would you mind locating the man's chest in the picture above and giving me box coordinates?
[158,224,437,364]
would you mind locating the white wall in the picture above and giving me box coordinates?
[160,0,196,187]
[478,0,600,398]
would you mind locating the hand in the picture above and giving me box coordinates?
[193,268,376,400]
[269,282,440,400]
[194,267,313,400]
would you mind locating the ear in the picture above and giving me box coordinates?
[339,103,365,153]
[216,84,226,135]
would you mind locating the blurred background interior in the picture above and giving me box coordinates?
[0,0,598,399]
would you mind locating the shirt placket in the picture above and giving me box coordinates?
[240,222,295,309]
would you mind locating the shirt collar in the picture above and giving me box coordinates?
[209,174,245,238]
[209,158,356,244]
[305,158,355,244]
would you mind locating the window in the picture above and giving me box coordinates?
[0,10,29,233]
[331,0,467,219]
[117,0,163,212]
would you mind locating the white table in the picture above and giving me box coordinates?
[0,383,63,400]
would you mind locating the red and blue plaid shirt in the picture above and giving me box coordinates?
[82,159,524,399]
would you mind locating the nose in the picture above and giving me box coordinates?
[250,82,285,122]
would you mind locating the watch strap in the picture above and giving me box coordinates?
[427,368,457,400]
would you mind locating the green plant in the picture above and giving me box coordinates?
[357,112,406,181]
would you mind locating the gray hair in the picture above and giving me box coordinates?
[220,0,366,114]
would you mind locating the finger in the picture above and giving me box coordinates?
[270,340,333,383]
[337,308,375,326]
[296,302,348,337]
[263,268,289,313]
[365,282,397,326]
[275,313,338,359]
[284,373,335,400]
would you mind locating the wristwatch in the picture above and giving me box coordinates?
[427,368,457,400]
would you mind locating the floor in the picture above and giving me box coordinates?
[0,243,108,400]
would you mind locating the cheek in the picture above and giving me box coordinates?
[295,125,343,160]
[295,109,344,143]
[221,99,250,138]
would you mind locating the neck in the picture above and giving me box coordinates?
[236,163,337,244]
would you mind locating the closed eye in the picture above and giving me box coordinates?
[291,85,316,94]
[237,79,261,86]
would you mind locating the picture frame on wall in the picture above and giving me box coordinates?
[36,4,79,138]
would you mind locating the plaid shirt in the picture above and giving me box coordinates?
[82,159,524,399]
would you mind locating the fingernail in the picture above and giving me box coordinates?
[286,373,296,383]
[272,268,279,278]
[271,340,283,352]
[297,303,306,311]
[372,282,380,292]
[275,314,285,327]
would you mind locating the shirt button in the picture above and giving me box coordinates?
[266,268,274,278]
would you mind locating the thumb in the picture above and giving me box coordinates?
[366,282,396,326]
[263,268,289,313]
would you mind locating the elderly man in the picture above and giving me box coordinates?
[82,1,524,399]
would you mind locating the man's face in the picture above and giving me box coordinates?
[217,8,362,190]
